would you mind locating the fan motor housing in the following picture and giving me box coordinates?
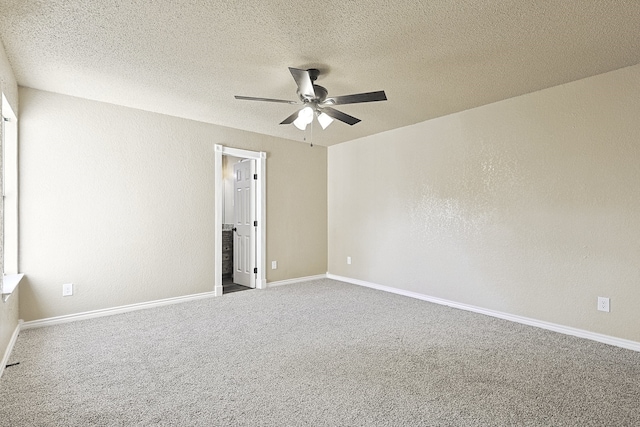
[299,84,328,103]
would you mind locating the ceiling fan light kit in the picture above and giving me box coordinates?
[317,112,333,130]
[235,67,387,133]
[293,106,315,130]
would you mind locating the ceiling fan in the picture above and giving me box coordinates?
[235,67,387,131]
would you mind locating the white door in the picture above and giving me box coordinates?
[233,160,256,288]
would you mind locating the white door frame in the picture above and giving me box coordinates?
[214,144,266,296]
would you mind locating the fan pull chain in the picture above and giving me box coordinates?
[303,117,314,147]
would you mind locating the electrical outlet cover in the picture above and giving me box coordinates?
[597,297,610,312]
[62,283,73,296]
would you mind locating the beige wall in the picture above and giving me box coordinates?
[19,88,327,321]
[0,40,19,361]
[328,64,640,342]
[11,54,640,344]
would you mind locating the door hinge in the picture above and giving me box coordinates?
[253,174,258,180]
[254,220,258,227]
[253,267,258,274]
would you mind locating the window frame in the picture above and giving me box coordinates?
[1,92,21,300]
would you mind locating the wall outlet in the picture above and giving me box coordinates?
[62,283,73,297]
[347,256,352,265]
[271,261,277,270]
[597,297,610,312]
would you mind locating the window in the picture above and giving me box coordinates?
[1,93,21,300]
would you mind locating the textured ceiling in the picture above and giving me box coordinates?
[1,0,640,146]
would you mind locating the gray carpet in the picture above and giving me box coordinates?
[1,279,639,426]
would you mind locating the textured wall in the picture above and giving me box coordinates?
[19,88,327,321]
[328,64,640,342]
[0,39,19,363]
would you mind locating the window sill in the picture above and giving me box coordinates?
[2,273,24,302]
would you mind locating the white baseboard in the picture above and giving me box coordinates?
[21,291,217,330]
[1,321,22,378]
[268,274,328,288]
[214,284,223,297]
[16,274,638,353]
[327,273,640,353]
[19,275,326,330]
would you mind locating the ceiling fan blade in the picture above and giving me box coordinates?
[279,111,299,125]
[235,95,298,104]
[289,67,316,99]
[324,90,387,105]
[319,106,361,126]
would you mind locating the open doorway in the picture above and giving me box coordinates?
[222,156,253,293]
[214,145,266,296]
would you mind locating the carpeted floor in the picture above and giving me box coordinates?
[1,279,639,426]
